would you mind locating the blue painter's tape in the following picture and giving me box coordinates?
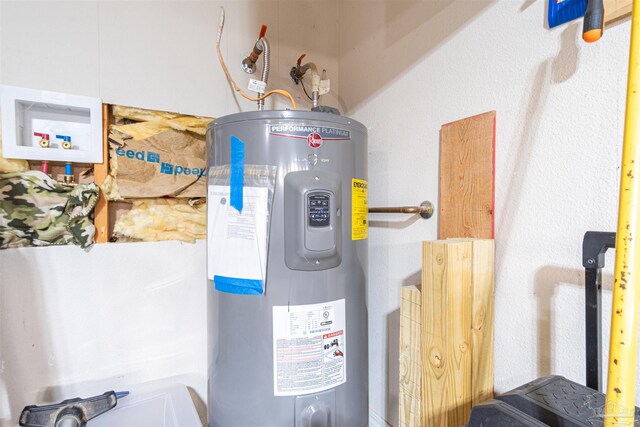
[214,275,263,295]
[548,0,586,28]
[230,136,244,213]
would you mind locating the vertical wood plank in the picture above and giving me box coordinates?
[439,111,495,240]
[399,285,422,427]
[604,0,632,24]
[421,240,473,427]
[470,239,495,406]
[93,103,110,243]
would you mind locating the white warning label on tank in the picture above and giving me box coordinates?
[272,299,346,396]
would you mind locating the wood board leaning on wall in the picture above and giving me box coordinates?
[438,111,495,240]
[400,111,496,427]
[399,239,495,427]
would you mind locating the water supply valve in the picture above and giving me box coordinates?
[56,134,72,150]
[241,25,267,74]
[34,132,50,148]
[289,54,331,109]
[34,132,51,175]
[290,54,307,84]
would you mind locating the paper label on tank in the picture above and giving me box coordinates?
[207,185,269,293]
[352,179,368,240]
[272,299,346,396]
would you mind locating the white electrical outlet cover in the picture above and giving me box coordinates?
[1,85,103,163]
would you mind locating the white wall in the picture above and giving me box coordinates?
[339,1,632,425]
[0,242,208,424]
[0,0,340,118]
[0,1,339,425]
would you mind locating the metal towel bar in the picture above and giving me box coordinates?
[368,201,433,219]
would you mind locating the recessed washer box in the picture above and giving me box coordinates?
[1,85,102,163]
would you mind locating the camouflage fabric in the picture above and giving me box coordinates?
[0,171,99,249]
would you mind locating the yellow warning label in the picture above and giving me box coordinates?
[352,179,368,240]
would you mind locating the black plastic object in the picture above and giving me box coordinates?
[583,0,605,42]
[311,105,341,115]
[582,231,615,392]
[496,375,640,426]
[582,231,616,270]
[19,391,117,427]
[468,400,549,426]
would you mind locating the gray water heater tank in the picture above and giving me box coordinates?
[206,110,368,427]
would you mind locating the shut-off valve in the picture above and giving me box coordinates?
[290,54,333,112]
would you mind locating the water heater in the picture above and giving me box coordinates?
[206,110,368,426]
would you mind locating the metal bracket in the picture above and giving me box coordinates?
[582,231,616,392]
[582,231,616,268]
[368,200,434,219]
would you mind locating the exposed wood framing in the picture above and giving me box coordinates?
[93,104,110,243]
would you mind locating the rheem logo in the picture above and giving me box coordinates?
[307,132,323,148]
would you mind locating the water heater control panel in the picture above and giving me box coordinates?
[284,171,342,271]
[307,192,330,227]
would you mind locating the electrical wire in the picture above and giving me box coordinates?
[299,78,314,101]
[216,7,296,110]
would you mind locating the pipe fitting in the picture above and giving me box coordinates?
[242,25,268,75]
[257,38,270,110]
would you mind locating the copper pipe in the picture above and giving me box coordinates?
[368,201,433,219]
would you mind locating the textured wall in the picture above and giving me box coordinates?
[339,1,631,425]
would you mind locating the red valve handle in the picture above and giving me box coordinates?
[33,132,49,140]
[259,25,267,39]
[297,54,306,66]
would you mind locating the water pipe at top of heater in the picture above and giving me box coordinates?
[34,132,50,175]
[241,25,270,110]
[290,54,321,108]
[215,7,296,109]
